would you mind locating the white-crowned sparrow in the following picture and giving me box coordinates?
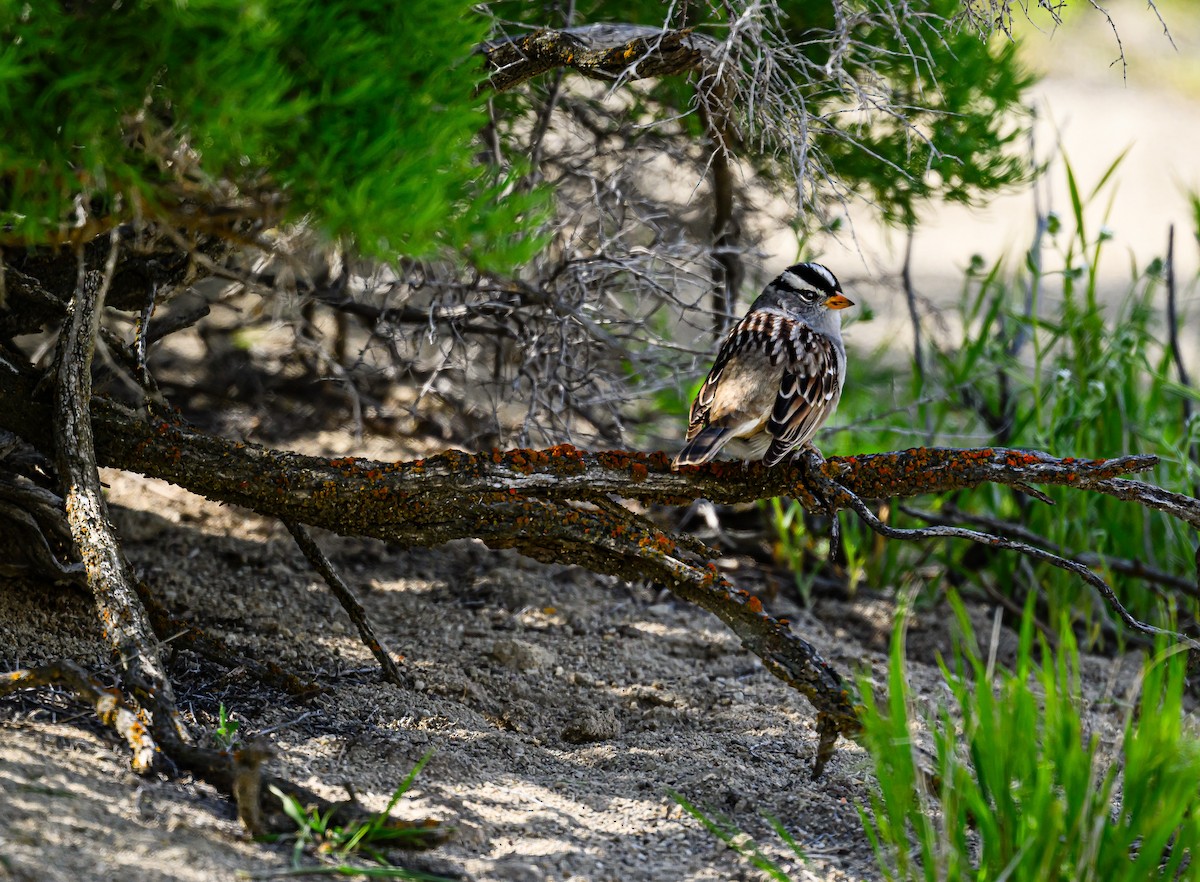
[673,262,854,468]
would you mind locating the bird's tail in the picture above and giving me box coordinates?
[672,428,730,469]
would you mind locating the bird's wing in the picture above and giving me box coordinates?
[685,312,790,441]
[763,322,841,466]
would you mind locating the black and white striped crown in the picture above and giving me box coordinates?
[775,262,841,297]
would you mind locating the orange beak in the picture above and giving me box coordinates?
[824,293,854,310]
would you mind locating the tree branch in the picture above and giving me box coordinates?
[795,451,1199,649]
[899,502,1200,600]
[53,232,185,744]
[480,25,717,94]
[6,362,1195,770]
[1,661,157,773]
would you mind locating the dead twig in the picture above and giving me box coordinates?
[901,228,933,445]
[899,502,1200,600]
[1,661,157,773]
[284,521,406,688]
[1164,224,1198,498]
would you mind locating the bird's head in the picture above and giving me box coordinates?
[773,262,854,313]
[748,262,855,321]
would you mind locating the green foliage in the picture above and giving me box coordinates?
[213,702,240,750]
[769,497,821,607]
[857,593,1200,881]
[783,151,1200,640]
[0,2,544,265]
[809,0,1035,226]
[264,750,450,880]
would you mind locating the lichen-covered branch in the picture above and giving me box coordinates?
[5,364,1194,767]
[52,234,184,742]
[480,25,717,93]
[1,661,157,773]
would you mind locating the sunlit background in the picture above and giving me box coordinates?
[793,1,1200,367]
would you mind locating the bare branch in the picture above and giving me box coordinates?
[53,230,185,742]
[899,503,1200,599]
[480,26,717,93]
[284,520,407,688]
[797,452,1198,649]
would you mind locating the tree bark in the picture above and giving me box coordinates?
[480,25,717,93]
[52,237,183,739]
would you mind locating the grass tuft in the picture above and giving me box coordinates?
[669,789,807,880]
[857,593,1200,881]
[249,750,452,881]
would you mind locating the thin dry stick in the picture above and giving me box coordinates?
[901,226,932,444]
[903,226,925,384]
[284,520,406,687]
[1164,224,1198,498]
[899,503,1200,600]
[698,77,741,336]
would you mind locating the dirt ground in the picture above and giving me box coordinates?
[0,418,1146,882]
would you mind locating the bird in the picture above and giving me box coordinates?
[673,262,854,469]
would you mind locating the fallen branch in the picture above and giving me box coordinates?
[5,363,1197,769]
[15,234,443,837]
[0,661,156,773]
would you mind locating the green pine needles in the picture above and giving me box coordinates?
[0,2,545,264]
